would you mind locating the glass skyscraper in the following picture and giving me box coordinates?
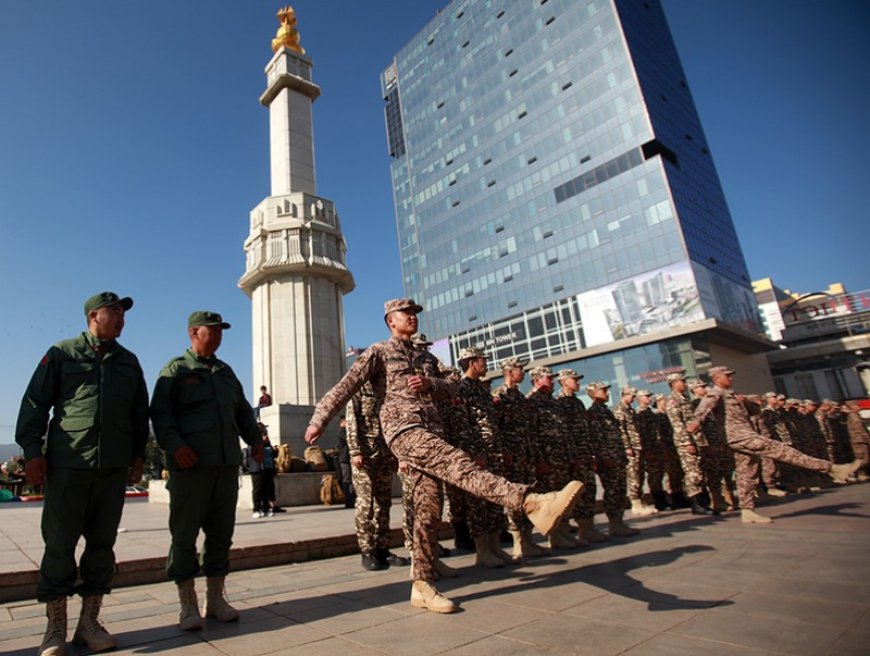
[381,0,771,393]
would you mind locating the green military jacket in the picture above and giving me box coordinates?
[16,332,149,468]
[150,349,261,469]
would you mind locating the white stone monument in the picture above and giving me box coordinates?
[239,7,354,453]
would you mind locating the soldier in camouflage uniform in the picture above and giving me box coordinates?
[306,299,583,613]
[636,390,666,511]
[494,357,548,559]
[654,394,685,508]
[665,373,713,515]
[760,392,796,493]
[454,347,513,567]
[526,366,583,549]
[558,369,608,543]
[346,382,409,571]
[613,386,657,516]
[693,366,860,524]
[845,400,869,480]
[690,380,733,513]
[585,382,639,537]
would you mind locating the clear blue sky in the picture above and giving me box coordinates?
[1,1,868,443]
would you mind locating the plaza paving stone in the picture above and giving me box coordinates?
[0,483,867,655]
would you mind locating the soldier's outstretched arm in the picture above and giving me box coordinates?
[308,348,379,442]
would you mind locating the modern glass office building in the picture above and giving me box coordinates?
[381,0,773,394]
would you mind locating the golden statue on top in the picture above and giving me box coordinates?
[272,6,305,54]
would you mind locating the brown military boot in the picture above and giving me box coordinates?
[176,579,203,631]
[410,581,457,613]
[521,526,551,556]
[38,597,67,656]
[523,481,584,535]
[474,535,505,568]
[741,508,773,524]
[829,461,862,484]
[488,532,515,564]
[721,486,737,510]
[630,499,657,516]
[548,525,579,549]
[434,559,459,579]
[72,595,116,652]
[608,515,640,537]
[204,576,240,622]
[578,517,610,543]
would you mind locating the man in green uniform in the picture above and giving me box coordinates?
[150,311,263,631]
[16,291,149,656]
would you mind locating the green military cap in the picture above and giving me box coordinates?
[666,372,686,384]
[708,365,736,377]
[384,298,423,318]
[83,291,133,316]
[686,378,705,389]
[458,346,485,361]
[411,332,433,346]
[585,381,610,394]
[621,385,637,396]
[188,310,231,329]
[636,389,652,397]
[500,356,527,371]
[529,365,554,379]
[557,368,583,380]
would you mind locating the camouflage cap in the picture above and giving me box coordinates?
[621,385,637,396]
[529,365,554,379]
[821,398,836,406]
[458,346,486,361]
[803,399,817,406]
[557,368,583,380]
[500,356,528,371]
[84,291,133,316]
[786,398,800,405]
[654,393,666,402]
[708,365,736,377]
[636,389,652,397]
[777,394,786,400]
[188,310,231,329]
[383,298,423,318]
[585,381,611,394]
[763,392,778,400]
[686,378,705,389]
[411,332,433,346]
[666,372,686,384]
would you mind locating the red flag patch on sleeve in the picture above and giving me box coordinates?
[40,354,49,366]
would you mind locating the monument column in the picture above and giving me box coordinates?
[239,7,354,446]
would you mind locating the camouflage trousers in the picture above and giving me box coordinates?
[390,427,529,582]
[700,443,732,495]
[351,448,396,555]
[399,471,415,552]
[505,460,534,532]
[761,457,777,487]
[594,456,627,519]
[647,444,682,494]
[570,460,596,521]
[729,432,830,508]
[851,443,869,474]
[673,444,705,498]
[626,452,646,501]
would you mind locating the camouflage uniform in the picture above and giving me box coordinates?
[666,388,705,498]
[654,398,684,495]
[346,382,397,558]
[691,386,734,503]
[845,405,869,476]
[613,391,645,503]
[635,399,663,495]
[493,378,535,532]
[526,386,573,495]
[310,332,529,584]
[585,394,628,519]
[454,375,505,538]
[694,382,832,511]
[556,389,595,521]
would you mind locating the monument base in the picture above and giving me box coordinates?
[258,402,341,455]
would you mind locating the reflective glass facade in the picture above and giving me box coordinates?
[382,0,760,366]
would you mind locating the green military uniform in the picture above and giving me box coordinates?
[16,296,148,603]
[150,315,261,584]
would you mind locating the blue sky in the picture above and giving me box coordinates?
[1,1,868,442]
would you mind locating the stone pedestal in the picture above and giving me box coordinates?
[258,402,340,453]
